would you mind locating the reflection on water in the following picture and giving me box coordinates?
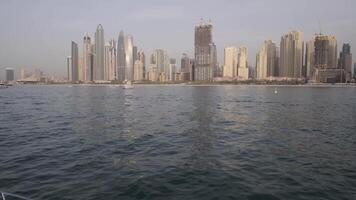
[0,85,356,200]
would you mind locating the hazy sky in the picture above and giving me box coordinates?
[0,0,355,79]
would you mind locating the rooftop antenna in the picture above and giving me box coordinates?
[318,20,322,35]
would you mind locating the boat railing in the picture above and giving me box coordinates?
[1,191,32,200]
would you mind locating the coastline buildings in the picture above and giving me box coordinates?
[223,47,237,78]
[71,41,79,82]
[313,34,340,83]
[125,34,134,81]
[279,31,304,79]
[256,40,278,79]
[133,60,144,81]
[83,34,92,82]
[137,50,146,80]
[194,20,217,81]
[338,43,352,82]
[104,39,117,81]
[5,68,15,82]
[94,24,105,81]
[67,56,72,81]
[305,39,315,79]
[237,46,249,80]
[117,31,126,82]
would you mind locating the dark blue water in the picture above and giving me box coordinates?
[1,85,356,200]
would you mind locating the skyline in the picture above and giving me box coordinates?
[1,0,356,80]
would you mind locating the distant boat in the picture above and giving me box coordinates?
[123,80,134,89]
[274,88,278,94]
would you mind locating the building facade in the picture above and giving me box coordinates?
[71,41,79,82]
[238,46,249,79]
[94,24,105,81]
[194,21,217,81]
[279,31,304,78]
[223,47,237,78]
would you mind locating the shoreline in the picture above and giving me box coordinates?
[12,83,356,88]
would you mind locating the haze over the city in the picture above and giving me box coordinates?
[0,0,355,79]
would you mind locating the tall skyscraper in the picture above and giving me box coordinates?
[194,20,217,81]
[5,68,14,82]
[338,43,352,82]
[71,41,79,82]
[117,31,126,82]
[280,31,304,78]
[66,56,72,81]
[237,46,249,80]
[104,39,117,81]
[83,33,92,82]
[94,24,105,81]
[305,39,315,78]
[137,50,146,79]
[223,47,237,77]
[125,34,134,81]
[256,40,278,79]
[181,53,190,73]
[133,46,138,63]
[314,34,339,83]
[353,63,356,79]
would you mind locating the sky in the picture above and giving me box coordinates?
[0,0,356,79]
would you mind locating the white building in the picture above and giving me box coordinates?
[223,47,237,78]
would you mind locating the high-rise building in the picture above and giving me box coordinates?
[133,46,138,63]
[137,50,146,79]
[181,53,190,73]
[125,34,134,81]
[256,40,278,79]
[67,56,72,81]
[353,63,356,79]
[338,43,352,82]
[223,47,237,78]
[194,20,217,81]
[237,46,249,80]
[71,41,79,82]
[104,39,117,81]
[305,39,315,78]
[83,33,92,82]
[314,34,340,83]
[117,31,126,82]
[94,24,105,81]
[5,68,14,82]
[133,60,144,81]
[280,31,304,78]
[169,58,177,81]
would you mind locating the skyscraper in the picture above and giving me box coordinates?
[104,39,117,81]
[305,39,315,78]
[94,24,105,81]
[125,34,134,81]
[71,41,79,82]
[280,31,304,78]
[117,31,126,82]
[256,40,278,79]
[314,34,339,83]
[237,46,249,80]
[66,56,72,81]
[5,68,14,82]
[137,50,146,79]
[338,43,352,82]
[83,33,92,82]
[194,20,216,81]
[223,47,237,78]
[169,58,176,81]
[133,60,144,81]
